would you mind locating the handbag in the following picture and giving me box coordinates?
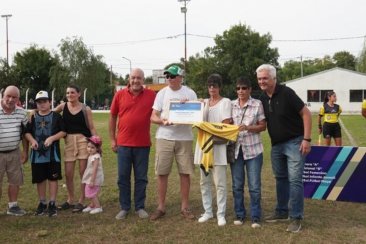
[227,105,248,164]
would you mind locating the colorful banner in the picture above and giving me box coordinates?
[304,146,366,203]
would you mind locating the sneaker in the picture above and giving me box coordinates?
[82,206,94,213]
[7,205,26,216]
[57,201,74,211]
[286,219,302,233]
[136,209,149,219]
[233,217,244,226]
[48,203,57,217]
[35,202,47,216]
[265,212,289,223]
[181,208,195,220]
[251,219,261,228]
[198,213,213,223]
[218,217,226,226]
[72,203,85,213]
[115,210,129,220]
[90,207,103,214]
[149,209,165,221]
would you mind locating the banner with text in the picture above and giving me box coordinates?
[304,146,366,203]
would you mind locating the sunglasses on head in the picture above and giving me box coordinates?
[166,74,177,79]
[236,86,249,91]
[208,83,219,88]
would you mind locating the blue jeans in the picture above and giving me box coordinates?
[117,146,150,211]
[230,148,263,220]
[271,136,305,219]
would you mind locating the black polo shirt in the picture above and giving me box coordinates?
[259,84,305,145]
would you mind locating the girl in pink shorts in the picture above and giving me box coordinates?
[81,136,104,214]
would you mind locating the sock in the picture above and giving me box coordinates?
[40,199,47,205]
[8,202,17,208]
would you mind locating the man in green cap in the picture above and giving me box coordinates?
[150,65,197,221]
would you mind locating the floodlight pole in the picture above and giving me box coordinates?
[122,57,132,74]
[1,14,12,66]
[178,0,190,73]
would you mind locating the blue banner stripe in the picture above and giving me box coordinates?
[312,147,353,199]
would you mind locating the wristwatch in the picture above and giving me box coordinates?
[303,138,311,142]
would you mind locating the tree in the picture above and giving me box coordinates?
[333,51,356,70]
[356,43,366,73]
[0,58,17,89]
[186,23,279,98]
[12,45,56,98]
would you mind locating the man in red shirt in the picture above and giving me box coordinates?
[109,68,156,220]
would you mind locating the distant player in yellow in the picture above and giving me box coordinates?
[362,99,366,119]
[318,91,342,146]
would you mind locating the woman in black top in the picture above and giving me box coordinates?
[55,84,97,212]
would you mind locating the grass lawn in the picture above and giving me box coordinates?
[0,114,365,243]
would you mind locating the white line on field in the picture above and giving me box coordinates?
[339,118,357,146]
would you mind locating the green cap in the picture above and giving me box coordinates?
[163,65,184,76]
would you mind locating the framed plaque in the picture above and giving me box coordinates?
[168,101,204,124]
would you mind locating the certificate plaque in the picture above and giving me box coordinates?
[168,101,204,124]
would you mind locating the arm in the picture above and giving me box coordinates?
[318,115,323,134]
[90,157,100,187]
[21,136,29,164]
[151,109,171,126]
[239,120,266,133]
[44,131,66,147]
[362,103,366,118]
[25,133,38,150]
[86,107,97,136]
[299,106,312,155]
[53,102,65,113]
[109,114,118,153]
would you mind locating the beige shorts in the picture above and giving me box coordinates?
[0,148,23,186]
[155,139,194,175]
[64,134,89,162]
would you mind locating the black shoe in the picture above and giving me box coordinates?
[72,203,85,213]
[35,202,47,216]
[57,201,74,211]
[48,202,57,217]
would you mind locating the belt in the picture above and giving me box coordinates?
[0,148,17,153]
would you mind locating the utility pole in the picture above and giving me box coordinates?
[122,56,132,74]
[1,14,12,66]
[178,0,190,74]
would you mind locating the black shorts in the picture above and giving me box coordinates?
[322,122,341,139]
[31,162,62,184]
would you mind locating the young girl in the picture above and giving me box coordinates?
[82,135,104,214]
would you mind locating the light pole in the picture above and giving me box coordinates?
[122,56,132,74]
[1,14,12,66]
[178,0,190,73]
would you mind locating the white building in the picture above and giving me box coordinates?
[284,67,366,114]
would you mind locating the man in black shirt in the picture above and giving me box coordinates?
[256,64,312,233]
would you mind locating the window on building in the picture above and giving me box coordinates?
[349,90,366,102]
[307,89,333,102]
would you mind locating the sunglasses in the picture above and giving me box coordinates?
[208,84,219,88]
[236,86,249,91]
[166,74,177,79]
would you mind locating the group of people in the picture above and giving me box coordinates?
[3,62,364,233]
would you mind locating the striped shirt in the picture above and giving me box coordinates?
[232,97,265,160]
[0,105,28,151]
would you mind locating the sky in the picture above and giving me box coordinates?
[1,0,366,78]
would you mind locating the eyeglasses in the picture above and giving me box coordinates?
[236,86,249,91]
[166,74,177,79]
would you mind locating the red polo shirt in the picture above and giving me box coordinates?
[110,87,156,147]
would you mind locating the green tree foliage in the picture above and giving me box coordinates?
[12,45,56,98]
[356,43,366,73]
[186,24,279,98]
[0,58,17,89]
[50,37,111,101]
[333,51,356,70]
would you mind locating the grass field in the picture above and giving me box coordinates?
[0,114,365,244]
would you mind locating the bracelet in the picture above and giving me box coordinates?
[303,138,311,142]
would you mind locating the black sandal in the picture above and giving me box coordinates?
[57,202,74,210]
[72,203,85,213]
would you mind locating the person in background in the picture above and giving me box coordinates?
[256,64,312,233]
[82,136,104,215]
[194,74,231,226]
[318,91,342,146]
[25,91,66,217]
[0,85,29,216]
[362,99,366,118]
[230,77,266,228]
[150,65,197,221]
[109,68,156,220]
[54,84,97,213]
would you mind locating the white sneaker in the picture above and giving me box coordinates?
[136,209,149,219]
[218,217,226,226]
[82,206,94,213]
[90,207,103,214]
[115,210,129,220]
[198,213,213,223]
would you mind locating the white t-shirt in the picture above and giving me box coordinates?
[194,98,232,166]
[153,85,197,140]
[82,153,104,186]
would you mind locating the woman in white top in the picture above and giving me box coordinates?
[194,74,232,226]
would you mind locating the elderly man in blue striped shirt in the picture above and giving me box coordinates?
[0,85,29,216]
